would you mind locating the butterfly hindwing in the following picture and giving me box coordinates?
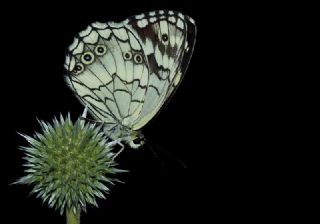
[64,22,150,127]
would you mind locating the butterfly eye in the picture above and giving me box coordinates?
[94,45,107,56]
[133,137,142,145]
[161,34,169,42]
[81,52,95,65]
[72,63,84,75]
[123,52,132,60]
[133,53,143,64]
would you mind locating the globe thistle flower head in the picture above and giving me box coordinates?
[16,114,123,215]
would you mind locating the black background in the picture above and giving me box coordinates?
[2,1,291,223]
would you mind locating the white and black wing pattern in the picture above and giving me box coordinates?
[64,10,196,137]
[125,10,197,130]
[64,21,150,131]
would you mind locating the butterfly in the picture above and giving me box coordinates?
[64,10,196,150]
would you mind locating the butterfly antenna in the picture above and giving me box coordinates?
[145,143,168,173]
[153,144,187,169]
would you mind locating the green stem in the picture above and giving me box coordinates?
[66,207,80,224]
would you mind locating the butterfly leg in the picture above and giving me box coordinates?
[106,138,125,161]
[81,106,88,119]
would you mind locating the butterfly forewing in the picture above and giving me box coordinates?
[125,10,197,130]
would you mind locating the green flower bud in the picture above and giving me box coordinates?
[16,114,124,215]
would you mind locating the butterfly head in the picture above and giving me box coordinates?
[127,130,145,149]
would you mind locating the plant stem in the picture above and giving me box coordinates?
[66,207,80,224]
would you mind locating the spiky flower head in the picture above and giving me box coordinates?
[16,114,123,214]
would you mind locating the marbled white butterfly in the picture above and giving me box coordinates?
[64,10,196,150]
